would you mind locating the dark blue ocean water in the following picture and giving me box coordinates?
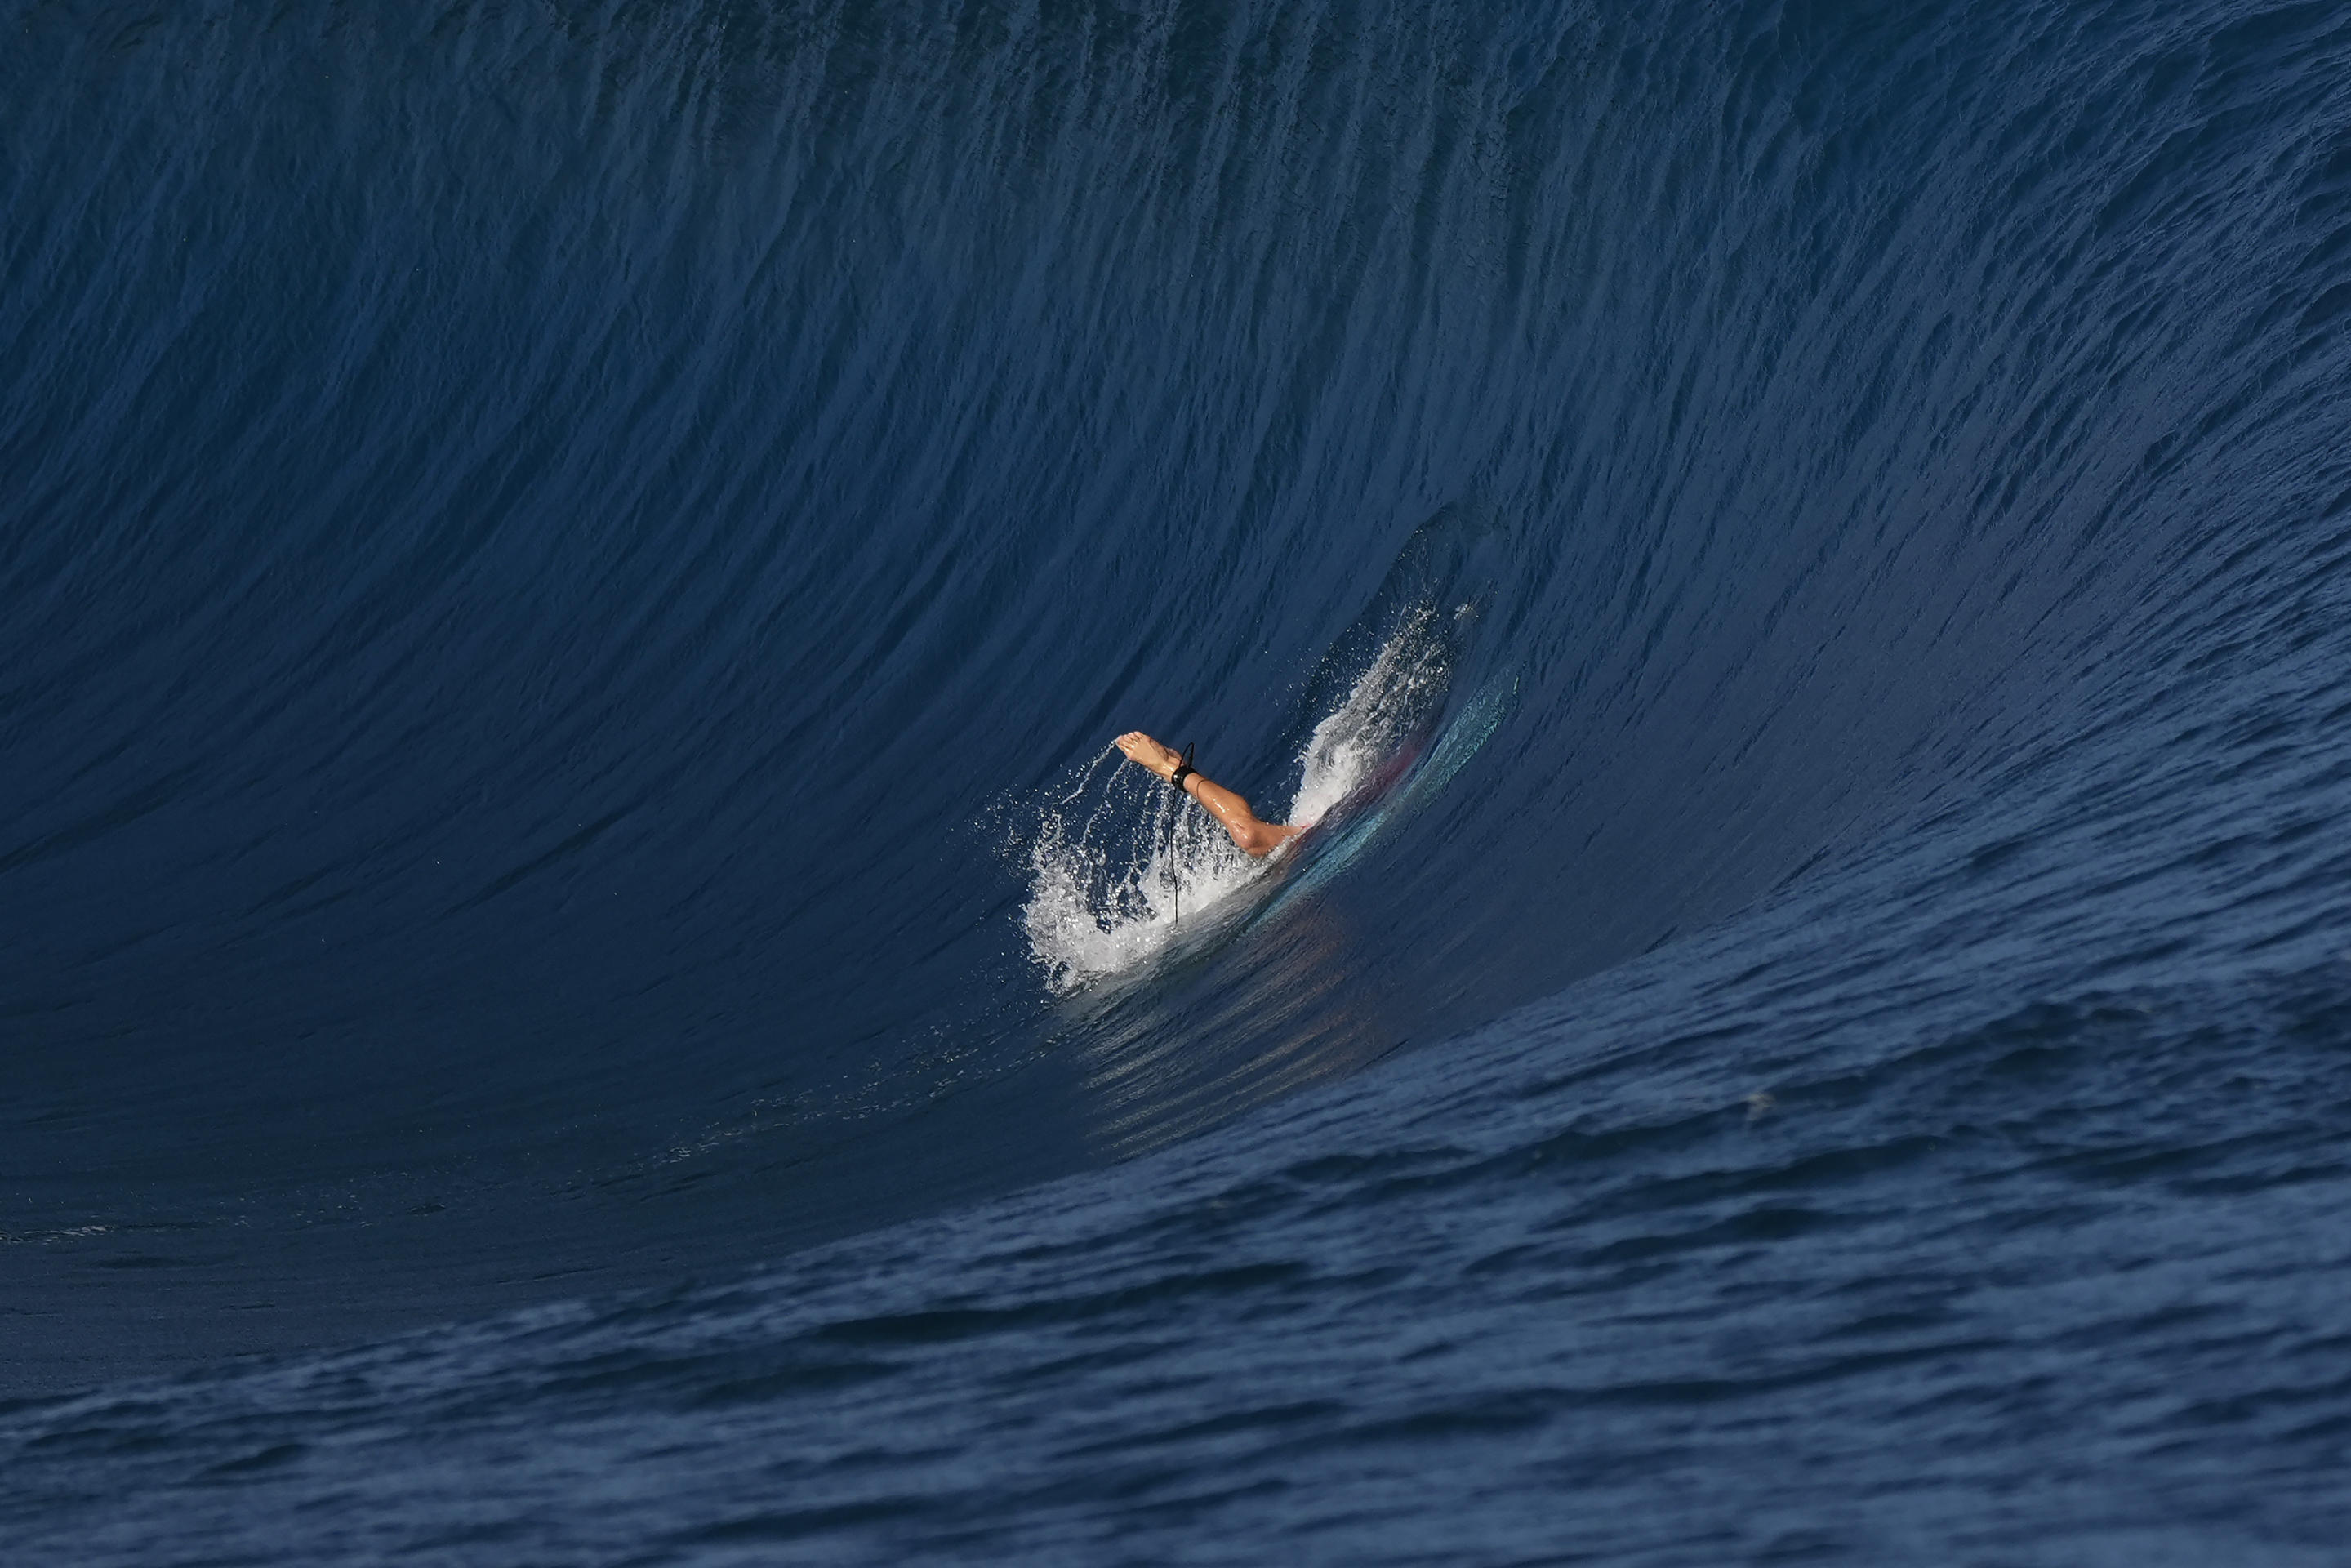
[8,0,2351,1559]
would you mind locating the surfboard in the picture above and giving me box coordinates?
[1256,670,1516,918]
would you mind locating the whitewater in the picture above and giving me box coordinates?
[1024,605,1457,991]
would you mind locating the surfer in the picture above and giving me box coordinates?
[1115,732,1302,858]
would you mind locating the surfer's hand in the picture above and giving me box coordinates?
[1115,732,1182,778]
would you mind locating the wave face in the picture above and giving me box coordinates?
[8,0,2351,1557]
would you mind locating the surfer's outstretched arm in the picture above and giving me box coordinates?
[1115,732,1302,858]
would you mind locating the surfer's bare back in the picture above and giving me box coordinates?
[1115,732,1302,858]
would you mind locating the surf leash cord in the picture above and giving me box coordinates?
[1163,741,1194,929]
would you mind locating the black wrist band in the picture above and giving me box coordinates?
[1169,764,1196,792]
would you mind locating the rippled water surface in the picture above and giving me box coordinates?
[7,0,2351,1560]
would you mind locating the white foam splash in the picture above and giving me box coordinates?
[1022,609,1454,994]
[1288,607,1450,825]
